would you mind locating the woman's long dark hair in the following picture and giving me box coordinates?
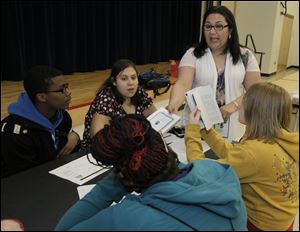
[97,59,142,106]
[194,6,241,64]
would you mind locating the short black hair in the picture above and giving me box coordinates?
[23,65,62,103]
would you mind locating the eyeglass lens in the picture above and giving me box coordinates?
[204,24,227,31]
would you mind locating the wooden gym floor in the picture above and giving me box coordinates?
[1,65,298,127]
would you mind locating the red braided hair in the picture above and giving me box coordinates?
[91,114,179,192]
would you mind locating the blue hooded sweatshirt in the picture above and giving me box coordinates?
[55,160,247,231]
[8,92,63,149]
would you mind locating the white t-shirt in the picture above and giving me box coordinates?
[179,47,260,142]
[179,47,260,72]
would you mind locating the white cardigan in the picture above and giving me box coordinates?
[182,48,249,142]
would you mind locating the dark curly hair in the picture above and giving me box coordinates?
[91,114,179,192]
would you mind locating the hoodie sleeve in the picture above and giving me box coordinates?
[185,124,234,161]
[185,124,258,180]
[185,124,206,161]
[55,171,128,231]
[200,128,235,159]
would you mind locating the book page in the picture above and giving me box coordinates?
[163,133,210,164]
[186,86,223,130]
[77,184,96,199]
[49,155,110,185]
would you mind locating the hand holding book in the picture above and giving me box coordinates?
[185,85,224,130]
[188,107,201,125]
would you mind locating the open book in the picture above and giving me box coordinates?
[185,85,224,130]
[147,107,180,134]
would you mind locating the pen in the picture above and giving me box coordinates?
[163,134,172,138]
[80,168,105,181]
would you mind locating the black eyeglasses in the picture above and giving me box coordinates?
[204,24,229,31]
[46,86,69,94]
[86,152,112,169]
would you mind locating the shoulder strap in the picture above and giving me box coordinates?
[146,203,199,231]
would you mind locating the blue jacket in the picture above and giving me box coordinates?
[56,160,247,231]
[8,92,64,149]
[1,92,75,177]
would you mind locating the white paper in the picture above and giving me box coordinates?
[163,133,210,164]
[163,133,187,163]
[185,86,223,130]
[200,140,210,154]
[147,108,180,134]
[77,185,138,207]
[214,119,230,138]
[49,155,110,185]
[77,184,96,199]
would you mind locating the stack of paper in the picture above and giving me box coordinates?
[49,155,110,185]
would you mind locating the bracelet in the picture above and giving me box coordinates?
[233,101,240,109]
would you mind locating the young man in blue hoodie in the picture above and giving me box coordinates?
[1,65,80,178]
[55,115,247,231]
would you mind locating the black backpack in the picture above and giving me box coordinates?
[138,69,171,98]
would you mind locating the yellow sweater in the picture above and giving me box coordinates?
[185,124,299,231]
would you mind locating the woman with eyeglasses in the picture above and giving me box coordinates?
[81,59,157,151]
[56,114,247,231]
[167,5,261,143]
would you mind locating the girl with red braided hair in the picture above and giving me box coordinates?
[56,114,247,231]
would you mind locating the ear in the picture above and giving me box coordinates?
[36,93,47,103]
[228,30,232,39]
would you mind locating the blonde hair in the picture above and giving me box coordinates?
[243,82,292,143]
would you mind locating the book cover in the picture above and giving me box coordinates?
[147,107,180,134]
